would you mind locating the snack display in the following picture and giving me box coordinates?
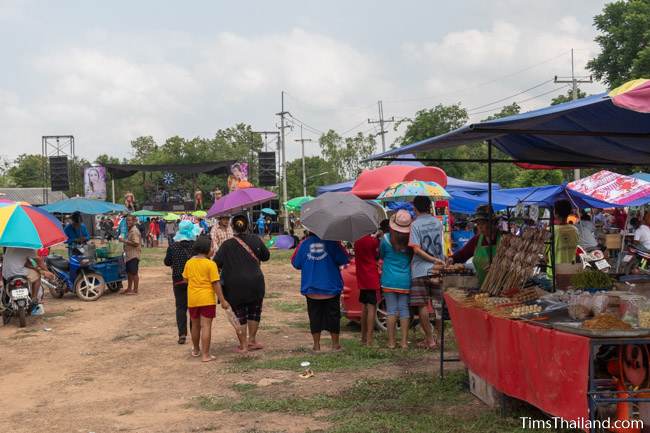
[582,314,632,330]
[511,304,542,318]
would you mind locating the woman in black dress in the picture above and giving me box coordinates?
[215,215,270,353]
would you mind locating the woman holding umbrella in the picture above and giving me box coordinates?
[215,215,270,353]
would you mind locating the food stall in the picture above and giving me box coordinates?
[368,79,650,432]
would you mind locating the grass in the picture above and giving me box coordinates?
[197,371,578,433]
[228,339,426,373]
[269,249,294,263]
[270,300,305,313]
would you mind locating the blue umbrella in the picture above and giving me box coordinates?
[41,197,126,214]
[261,208,276,216]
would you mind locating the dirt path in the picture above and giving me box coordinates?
[0,261,441,433]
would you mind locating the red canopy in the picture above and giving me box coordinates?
[351,165,447,199]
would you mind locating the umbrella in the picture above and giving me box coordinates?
[132,209,166,217]
[261,208,276,216]
[163,212,181,221]
[0,201,66,248]
[208,188,277,217]
[192,210,207,218]
[275,235,295,249]
[41,197,126,214]
[285,196,313,212]
[301,192,380,242]
[377,180,451,202]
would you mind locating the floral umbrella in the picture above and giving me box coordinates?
[0,201,66,248]
[377,180,450,202]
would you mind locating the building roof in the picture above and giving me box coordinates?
[0,188,68,206]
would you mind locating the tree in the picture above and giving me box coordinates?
[587,0,650,87]
[285,156,338,198]
[6,154,48,187]
[551,88,587,105]
[0,157,15,187]
[319,130,377,181]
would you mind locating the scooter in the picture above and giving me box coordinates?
[621,244,650,275]
[1,275,35,327]
[41,245,106,302]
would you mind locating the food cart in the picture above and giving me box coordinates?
[368,79,650,432]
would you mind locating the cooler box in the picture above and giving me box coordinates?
[94,256,126,283]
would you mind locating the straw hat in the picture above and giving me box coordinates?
[389,209,412,233]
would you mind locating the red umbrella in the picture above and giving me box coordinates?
[351,165,447,199]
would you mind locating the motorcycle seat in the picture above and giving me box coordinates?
[46,255,69,271]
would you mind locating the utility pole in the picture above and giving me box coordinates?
[554,48,593,181]
[276,91,291,231]
[368,100,395,153]
[295,125,312,197]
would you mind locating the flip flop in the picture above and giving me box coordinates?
[202,355,217,363]
[191,349,201,357]
[233,347,248,354]
[247,342,264,351]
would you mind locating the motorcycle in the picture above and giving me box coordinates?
[41,245,106,302]
[621,244,650,275]
[1,275,35,327]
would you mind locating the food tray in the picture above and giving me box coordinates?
[551,322,650,338]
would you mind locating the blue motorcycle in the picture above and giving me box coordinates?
[42,245,120,301]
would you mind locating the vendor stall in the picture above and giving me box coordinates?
[368,78,650,432]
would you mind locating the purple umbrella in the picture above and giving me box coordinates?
[274,235,295,250]
[207,188,277,217]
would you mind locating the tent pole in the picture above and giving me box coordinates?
[111,177,116,204]
[488,140,493,264]
[550,207,557,292]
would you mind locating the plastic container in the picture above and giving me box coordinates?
[639,301,650,328]
[619,294,645,327]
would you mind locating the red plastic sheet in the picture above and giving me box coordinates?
[445,294,591,422]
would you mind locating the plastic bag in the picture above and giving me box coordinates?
[226,309,244,335]
[591,293,609,315]
[568,293,591,320]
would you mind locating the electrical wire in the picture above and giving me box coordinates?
[466,79,554,111]
[467,84,570,117]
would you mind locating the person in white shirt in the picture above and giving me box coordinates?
[634,213,650,250]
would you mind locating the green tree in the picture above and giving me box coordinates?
[6,154,48,187]
[551,88,587,105]
[587,0,650,87]
[319,130,377,181]
[285,156,338,198]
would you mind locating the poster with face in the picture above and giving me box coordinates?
[227,162,249,192]
[84,166,107,200]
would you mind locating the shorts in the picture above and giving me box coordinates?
[382,291,410,318]
[26,269,40,284]
[306,295,341,334]
[125,258,139,275]
[189,304,216,319]
[410,276,442,312]
[358,289,378,305]
[231,299,263,325]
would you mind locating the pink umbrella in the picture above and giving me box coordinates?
[207,188,277,217]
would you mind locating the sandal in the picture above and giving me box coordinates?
[178,336,186,345]
[247,342,263,351]
[191,349,201,357]
[202,355,217,363]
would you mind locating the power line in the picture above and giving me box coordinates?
[368,100,395,153]
[466,79,554,111]
[467,84,570,117]
[384,50,570,104]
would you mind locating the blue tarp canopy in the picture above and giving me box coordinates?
[316,179,355,195]
[632,172,650,183]
[42,198,126,214]
[370,93,650,166]
[448,190,507,214]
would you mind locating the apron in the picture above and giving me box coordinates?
[473,234,499,286]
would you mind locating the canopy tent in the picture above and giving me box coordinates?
[568,170,650,207]
[104,161,236,180]
[449,190,508,214]
[369,80,650,167]
[632,172,650,183]
[316,179,355,196]
[41,197,126,214]
[317,176,500,196]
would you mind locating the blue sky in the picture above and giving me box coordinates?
[0,0,608,161]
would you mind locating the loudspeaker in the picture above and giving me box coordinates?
[49,156,69,191]
[258,151,276,186]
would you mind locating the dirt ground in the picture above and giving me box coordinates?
[0,259,440,433]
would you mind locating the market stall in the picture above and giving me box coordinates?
[368,78,650,432]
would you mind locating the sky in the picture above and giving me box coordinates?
[0,0,609,163]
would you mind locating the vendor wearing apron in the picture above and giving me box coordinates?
[450,205,501,285]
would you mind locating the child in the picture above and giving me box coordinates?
[291,232,349,351]
[380,210,413,349]
[182,236,229,362]
[353,228,382,346]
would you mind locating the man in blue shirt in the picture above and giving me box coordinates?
[64,212,89,256]
[291,232,349,351]
[408,196,445,350]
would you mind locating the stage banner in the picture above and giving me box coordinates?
[84,166,107,200]
[227,162,250,192]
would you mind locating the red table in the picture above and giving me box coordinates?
[444,293,591,422]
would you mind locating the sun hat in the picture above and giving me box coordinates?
[389,209,413,234]
[173,220,201,242]
[471,204,493,222]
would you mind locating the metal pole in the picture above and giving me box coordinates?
[571,49,580,182]
[300,126,307,197]
[111,177,116,204]
[487,140,493,263]
[280,91,289,231]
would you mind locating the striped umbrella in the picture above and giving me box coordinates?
[0,201,66,248]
